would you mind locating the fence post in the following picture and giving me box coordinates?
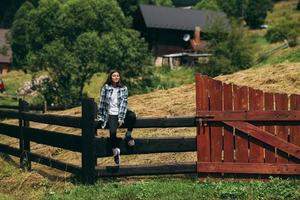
[19,99,31,170]
[81,98,96,184]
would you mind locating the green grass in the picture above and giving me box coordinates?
[254,46,300,67]
[153,67,195,90]
[41,177,300,200]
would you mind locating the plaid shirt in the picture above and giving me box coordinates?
[96,84,128,128]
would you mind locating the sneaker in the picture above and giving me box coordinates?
[112,148,120,165]
[125,135,135,147]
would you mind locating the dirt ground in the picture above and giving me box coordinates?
[1,62,300,185]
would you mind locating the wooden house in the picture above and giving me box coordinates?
[134,5,229,66]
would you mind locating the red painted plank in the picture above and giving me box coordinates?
[290,94,300,163]
[233,85,249,162]
[197,162,300,174]
[249,88,264,163]
[275,93,289,163]
[223,83,234,162]
[264,93,276,163]
[208,78,223,162]
[196,110,300,121]
[224,121,300,160]
[196,74,210,162]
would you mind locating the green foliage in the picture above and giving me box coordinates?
[194,0,220,11]
[197,21,254,77]
[265,16,300,46]
[0,0,38,28]
[139,0,173,6]
[255,47,300,67]
[244,0,273,28]
[11,0,150,105]
[117,0,173,18]
[217,0,247,18]
[153,67,195,89]
[298,0,300,10]
[98,28,154,95]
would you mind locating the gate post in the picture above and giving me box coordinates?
[81,98,96,184]
[19,99,31,170]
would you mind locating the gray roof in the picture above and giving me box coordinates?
[139,5,229,32]
[0,29,12,64]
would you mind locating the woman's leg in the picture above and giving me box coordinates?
[108,115,119,148]
[124,109,136,146]
[107,115,120,164]
[124,109,136,132]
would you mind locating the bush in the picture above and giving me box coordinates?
[197,22,254,77]
[265,16,300,46]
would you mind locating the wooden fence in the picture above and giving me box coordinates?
[0,99,197,184]
[0,74,299,184]
[196,74,300,175]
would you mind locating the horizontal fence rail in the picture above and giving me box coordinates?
[24,127,82,152]
[95,116,196,129]
[95,137,196,157]
[96,162,197,177]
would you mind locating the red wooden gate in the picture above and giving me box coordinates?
[196,74,300,175]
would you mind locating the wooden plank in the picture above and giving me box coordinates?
[0,108,19,118]
[249,88,264,163]
[0,123,19,138]
[197,162,300,174]
[196,110,300,121]
[224,121,300,160]
[97,117,196,129]
[95,137,196,157]
[208,78,222,162]
[81,98,96,184]
[264,93,276,163]
[233,85,249,162]
[0,143,20,157]
[21,112,81,128]
[95,162,196,177]
[19,99,31,170]
[223,83,234,162]
[275,93,289,163]
[24,127,82,152]
[196,74,211,162]
[28,151,81,174]
[290,94,300,163]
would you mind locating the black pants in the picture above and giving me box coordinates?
[107,109,136,148]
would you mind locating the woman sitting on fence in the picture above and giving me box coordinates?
[96,70,136,165]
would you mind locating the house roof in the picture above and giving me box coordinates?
[0,29,12,64]
[139,5,229,32]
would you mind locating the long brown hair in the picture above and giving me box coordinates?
[103,69,124,87]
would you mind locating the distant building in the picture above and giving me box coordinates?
[134,5,229,66]
[0,29,12,75]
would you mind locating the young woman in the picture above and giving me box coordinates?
[96,70,136,165]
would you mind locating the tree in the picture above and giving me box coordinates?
[98,29,154,94]
[244,0,273,28]
[217,0,247,18]
[0,0,38,28]
[197,21,254,77]
[194,0,220,11]
[11,0,150,105]
[117,0,172,17]
[297,0,300,10]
